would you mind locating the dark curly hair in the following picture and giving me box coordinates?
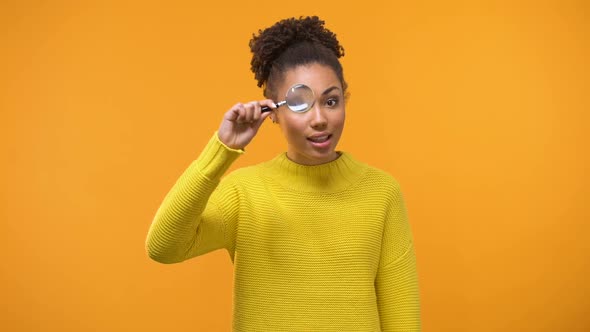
[249,16,347,100]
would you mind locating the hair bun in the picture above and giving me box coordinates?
[249,16,345,87]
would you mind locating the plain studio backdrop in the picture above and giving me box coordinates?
[1,1,588,331]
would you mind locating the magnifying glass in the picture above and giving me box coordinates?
[261,83,315,113]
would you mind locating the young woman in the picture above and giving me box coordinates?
[146,16,421,331]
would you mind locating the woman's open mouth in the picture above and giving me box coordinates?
[307,134,332,148]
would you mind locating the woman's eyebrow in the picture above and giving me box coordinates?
[321,86,340,96]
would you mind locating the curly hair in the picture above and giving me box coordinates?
[249,16,347,99]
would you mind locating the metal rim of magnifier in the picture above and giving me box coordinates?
[261,83,315,113]
[285,84,315,113]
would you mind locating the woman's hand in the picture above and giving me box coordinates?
[217,99,275,150]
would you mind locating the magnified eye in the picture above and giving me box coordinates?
[285,83,315,113]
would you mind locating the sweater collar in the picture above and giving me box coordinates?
[263,151,368,193]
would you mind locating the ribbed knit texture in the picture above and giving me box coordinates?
[146,133,421,331]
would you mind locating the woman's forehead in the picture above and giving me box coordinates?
[280,63,341,93]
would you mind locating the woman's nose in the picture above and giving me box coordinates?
[309,103,327,129]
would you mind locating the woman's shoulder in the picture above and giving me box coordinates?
[351,156,403,193]
[219,159,268,185]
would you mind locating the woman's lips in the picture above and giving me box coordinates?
[307,134,332,148]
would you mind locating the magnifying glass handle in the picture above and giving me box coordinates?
[261,101,286,113]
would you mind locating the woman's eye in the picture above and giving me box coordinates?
[326,98,339,107]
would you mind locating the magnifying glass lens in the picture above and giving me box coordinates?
[286,84,315,113]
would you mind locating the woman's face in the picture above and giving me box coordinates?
[272,63,345,165]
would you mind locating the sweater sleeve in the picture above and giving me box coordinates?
[375,181,422,331]
[145,132,243,264]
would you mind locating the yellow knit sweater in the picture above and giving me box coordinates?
[146,133,421,331]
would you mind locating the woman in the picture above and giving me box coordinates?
[146,16,421,331]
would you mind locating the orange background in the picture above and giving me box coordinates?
[1,1,588,331]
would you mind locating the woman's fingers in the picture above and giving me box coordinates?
[230,100,275,124]
[245,101,257,123]
[251,102,261,123]
[257,99,274,122]
[237,103,249,123]
[259,99,276,112]
[218,99,276,149]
